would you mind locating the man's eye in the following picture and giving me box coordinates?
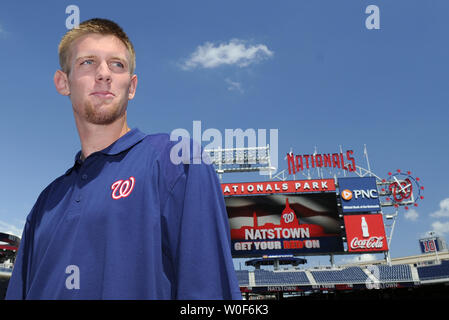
[111,61,124,68]
[80,60,94,65]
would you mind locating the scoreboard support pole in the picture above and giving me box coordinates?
[384,251,391,266]
[384,207,400,267]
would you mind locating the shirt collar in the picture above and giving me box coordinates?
[97,127,146,156]
[66,128,146,175]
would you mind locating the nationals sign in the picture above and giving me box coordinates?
[343,214,388,252]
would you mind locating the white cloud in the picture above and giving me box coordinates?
[225,78,243,93]
[430,198,449,218]
[431,221,449,236]
[404,208,419,221]
[181,39,273,70]
[0,23,8,38]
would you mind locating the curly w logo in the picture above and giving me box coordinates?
[111,177,135,200]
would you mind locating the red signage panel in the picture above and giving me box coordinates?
[344,214,388,252]
[222,179,335,196]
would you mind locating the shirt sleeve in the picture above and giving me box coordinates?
[5,214,34,300]
[162,161,242,300]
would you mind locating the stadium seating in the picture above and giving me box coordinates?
[253,270,310,285]
[238,261,449,289]
[417,260,449,281]
[310,267,368,284]
[375,264,413,282]
[235,270,249,286]
[0,267,12,275]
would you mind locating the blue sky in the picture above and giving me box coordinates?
[1,1,449,267]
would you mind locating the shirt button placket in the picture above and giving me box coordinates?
[75,172,88,203]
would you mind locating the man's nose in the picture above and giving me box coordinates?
[95,61,112,83]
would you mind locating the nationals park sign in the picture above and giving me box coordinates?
[222,179,335,196]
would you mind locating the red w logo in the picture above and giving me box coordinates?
[111,177,135,200]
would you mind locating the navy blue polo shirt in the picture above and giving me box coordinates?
[6,128,241,300]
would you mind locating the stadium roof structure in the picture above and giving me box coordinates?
[245,256,307,269]
[204,145,276,180]
[0,232,20,264]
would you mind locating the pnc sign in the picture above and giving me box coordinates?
[338,177,380,213]
[341,188,378,201]
[341,189,353,201]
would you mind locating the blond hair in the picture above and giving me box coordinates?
[58,18,136,75]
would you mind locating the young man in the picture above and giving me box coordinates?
[6,18,241,300]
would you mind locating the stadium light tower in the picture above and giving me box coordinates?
[204,145,276,180]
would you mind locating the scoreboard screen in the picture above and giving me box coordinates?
[223,181,345,257]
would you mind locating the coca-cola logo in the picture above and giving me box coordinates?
[344,214,388,252]
[282,212,295,224]
[350,236,384,250]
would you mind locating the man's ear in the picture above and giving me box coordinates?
[54,70,70,96]
[128,74,138,100]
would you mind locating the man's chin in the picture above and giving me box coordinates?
[86,114,119,125]
[85,105,126,125]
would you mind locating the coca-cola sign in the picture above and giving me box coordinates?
[344,214,388,252]
[350,236,384,250]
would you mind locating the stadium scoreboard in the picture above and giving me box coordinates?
[222,176,389,258]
